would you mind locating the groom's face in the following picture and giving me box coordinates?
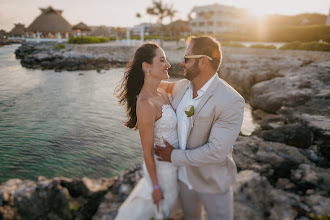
[181,43,201,81]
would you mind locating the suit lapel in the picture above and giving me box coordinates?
[185,76,221,146]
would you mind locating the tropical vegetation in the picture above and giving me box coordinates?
[68,37,109,44]
[279,41,330,52]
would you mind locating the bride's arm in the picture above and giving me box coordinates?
[158,81,176,94]
[136,98,163,207]
[159,79,188,99]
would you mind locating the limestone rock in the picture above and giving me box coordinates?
[260,123,314,149]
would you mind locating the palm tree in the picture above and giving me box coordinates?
[166,5,177,40]
[166,5,177,24]
[167,20,191,44]
[136,12,142,24]
[146,0,172,46]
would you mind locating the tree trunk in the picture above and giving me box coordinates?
[160,24,164,47]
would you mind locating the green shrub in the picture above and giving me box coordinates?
[68,37,109,44]
[249,44,276,49]
[221,42,246,47]
[52,44,65,49]
[108,36,117,41]
[177,46,185,50]
[279,41,330,51]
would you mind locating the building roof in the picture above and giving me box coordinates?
[9,23,26,35]
[72,22,91,32]
[27,6,72,33]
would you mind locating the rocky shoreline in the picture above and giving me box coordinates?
[1,42,329,219]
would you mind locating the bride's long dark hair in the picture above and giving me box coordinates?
[115,42,160,129]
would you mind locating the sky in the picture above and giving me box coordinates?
[0,0,329,31]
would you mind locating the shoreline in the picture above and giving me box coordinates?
[13,42,329,75]
[1,42,329,219]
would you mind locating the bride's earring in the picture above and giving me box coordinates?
[147,69,149,76]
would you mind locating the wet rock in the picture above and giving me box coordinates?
[259,114,288,130]
[15,43,126,71]
[234,170,301,220]
[14,179,72,220]
[250,77,313,113]
[304,194,330,216]
[260,123,314,149]
[220,55,303,99]
[290,164,330,195]
[234,136,313,185]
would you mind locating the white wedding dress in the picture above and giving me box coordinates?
[115,104,179,220]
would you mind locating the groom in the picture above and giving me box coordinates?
[155,36,244,220]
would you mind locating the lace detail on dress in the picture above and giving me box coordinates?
[154,104,178,147]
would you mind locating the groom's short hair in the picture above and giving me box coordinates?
[187,35,222,72]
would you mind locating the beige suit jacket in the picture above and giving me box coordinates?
[171,76,245,194]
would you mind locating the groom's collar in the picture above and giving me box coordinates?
[188,73,217,96]
[172,74,220,110]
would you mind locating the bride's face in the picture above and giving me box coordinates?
[149,48,171,80]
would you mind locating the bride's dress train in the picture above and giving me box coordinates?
[115,104,179,220]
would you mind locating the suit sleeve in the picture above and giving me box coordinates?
[171,96,245,167]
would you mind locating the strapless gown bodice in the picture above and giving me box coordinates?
[154,104,179,147]
[152,104,179,175]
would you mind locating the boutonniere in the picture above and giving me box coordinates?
[184,105,194,127]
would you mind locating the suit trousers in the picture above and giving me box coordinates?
[179,180,233,220]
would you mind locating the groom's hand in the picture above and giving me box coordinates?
[154,140,175,162]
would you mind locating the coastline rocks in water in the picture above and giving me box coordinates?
[290,164,330,196]
[234,170,300,220]
[0,175,116,220]
[260,123,314,149]
[233,136,324,188]
[219,55,304,99]
[250,76,313,113]
[1,152,329,219]
[234,170,330,220]
[250,61,329,114]
[15,43,127,72]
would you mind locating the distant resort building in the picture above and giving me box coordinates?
[90,26,111,37]
[27,6,72,38]
[326,8,330,26]
[7,6,93,42]
[72,22,91,36]
[9,23,26,37]
[132,23,159,35]
[189,3,248,34]
[0,30,8,40]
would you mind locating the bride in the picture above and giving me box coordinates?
[115,42,180,219]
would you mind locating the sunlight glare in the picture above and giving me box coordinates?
[249,8,268,18]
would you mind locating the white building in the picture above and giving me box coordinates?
[326,8,330,26]
[189,3,248,34]
[131,23,159,35]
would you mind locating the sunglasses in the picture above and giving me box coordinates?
[184,55,213,63]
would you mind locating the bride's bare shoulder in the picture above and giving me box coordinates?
[136,97,157,121]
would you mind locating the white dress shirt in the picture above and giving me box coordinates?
[176,73,217,189]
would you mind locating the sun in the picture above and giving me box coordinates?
[249,7,268,18]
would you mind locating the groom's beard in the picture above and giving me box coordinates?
[184,60,200,81]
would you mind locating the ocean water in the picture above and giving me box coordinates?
[0,44,257,183]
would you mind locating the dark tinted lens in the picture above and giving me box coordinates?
[184,57,188,63]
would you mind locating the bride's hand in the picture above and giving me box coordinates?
[152,188,164,211]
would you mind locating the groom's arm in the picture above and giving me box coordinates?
[171,97,244,167]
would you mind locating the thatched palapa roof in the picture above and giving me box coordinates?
[72,22,91,32]
[27,6,72,33]
[90,26,111,37]
[9,23,26,36]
